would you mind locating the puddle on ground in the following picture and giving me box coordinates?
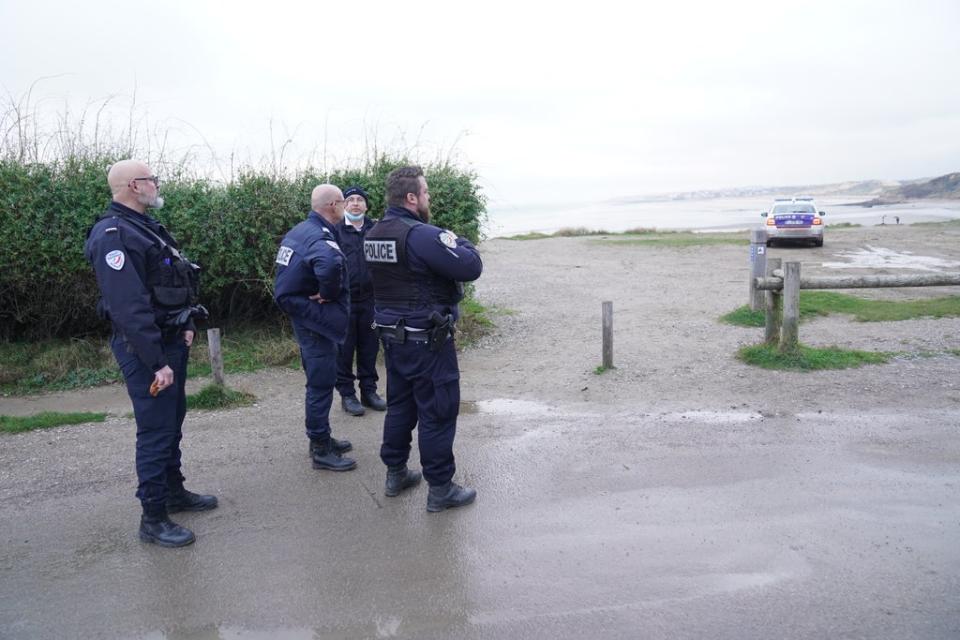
[657,411,764,425]
[135,619,405,639]
[822,246,960,272]
[461,398,552,416]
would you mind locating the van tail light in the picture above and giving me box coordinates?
[766,218,776,226]
[812,218,822,225]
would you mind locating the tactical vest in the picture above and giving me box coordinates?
[364,216,460,309]
[99,212,203,327]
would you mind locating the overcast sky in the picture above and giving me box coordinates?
[2,0,959,209]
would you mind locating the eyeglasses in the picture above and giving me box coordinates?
[132,176,160,187]
[330,199,345,206]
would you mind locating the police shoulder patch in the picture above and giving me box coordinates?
[276,245,294,266]
[438,230,458,249]
[105,250,125,271]
[325,240,342,253]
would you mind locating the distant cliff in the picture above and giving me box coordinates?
[895,172,960,199]
[849,172,960,206]
[610,172,959,206]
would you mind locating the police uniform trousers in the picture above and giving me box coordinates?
[336,300,379,397]
[111,332,188,510]
[293,322,338,442]
[380,335,460,486]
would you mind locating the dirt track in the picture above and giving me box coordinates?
[1,223,959,639]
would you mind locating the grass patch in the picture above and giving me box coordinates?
[720,306,766,327]
[554,227,612,237]
[185,384,256,410]
[0,325,301,395]
[593,365,613,374]
[738,343,890,371]
[504,231,552,240]
[0,411,107,434]
[598,231,745,247]
[187,325,299,378]
[0,337,121,394]
[504,227,746,247]
[458,285,496,346]
[829,222,861,228]
[722,292,960,327]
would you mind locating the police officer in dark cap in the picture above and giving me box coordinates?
[336,185,387,416]
[365,166,483,511]
[274,184,356,472]
[84,159,217,548]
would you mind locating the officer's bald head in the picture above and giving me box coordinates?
[107,160,151,197]
[311,184,345,224]
[107,159,162,213]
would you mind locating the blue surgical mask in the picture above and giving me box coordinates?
[345,211,365,223]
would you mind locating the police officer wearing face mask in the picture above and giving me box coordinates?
[84,159,216,548]
[336,186,387,417]
[274,184,356,472]
[364,166,483,511]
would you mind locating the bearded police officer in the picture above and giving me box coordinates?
[84,159,216,548]
[364,166,483,511]
[336,186,386,416]
[274,184,356,472]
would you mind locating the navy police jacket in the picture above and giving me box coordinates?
[364,206,482,329]
[84,202,198,373]
[273,212,350,343]
[338,216,376,304]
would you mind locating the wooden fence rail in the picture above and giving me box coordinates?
[752,263,960,353]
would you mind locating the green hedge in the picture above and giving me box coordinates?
[0,155,486,340]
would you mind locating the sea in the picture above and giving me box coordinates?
[483,197,960,238]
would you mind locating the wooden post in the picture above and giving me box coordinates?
[749,229,767,310]
[602,301,613,369]
[780,261,801,353]
[207,328,226,386]
[764,258,782,345]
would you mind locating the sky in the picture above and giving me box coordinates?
[2,0,959,210]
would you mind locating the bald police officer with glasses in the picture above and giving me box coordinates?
[85,159,217,548]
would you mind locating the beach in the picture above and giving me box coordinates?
[484,196,960,237]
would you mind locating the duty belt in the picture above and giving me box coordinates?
[375,324,431,344]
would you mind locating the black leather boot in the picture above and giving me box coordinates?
[361,391,387,411]
[341,395,365,416]
[311,439,357,471]
[167,487,219,513]
[385,465,422,497]
[426,481,477,512]
[310,437,352,457]
[139,508,196,548]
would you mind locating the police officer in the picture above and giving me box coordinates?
[336,186,387,417]
[84,159,217,548]
[364,166,483,511]
[274,184,356,472]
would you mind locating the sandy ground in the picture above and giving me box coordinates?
[1,223,959,639]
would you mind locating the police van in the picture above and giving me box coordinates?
[762,197,825,247]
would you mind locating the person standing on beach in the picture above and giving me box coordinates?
[84,159,217,548]
[274,184,357,472]
[336,186,387,416]
[365,166,483,511]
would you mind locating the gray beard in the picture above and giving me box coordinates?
[138,193,165,210]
